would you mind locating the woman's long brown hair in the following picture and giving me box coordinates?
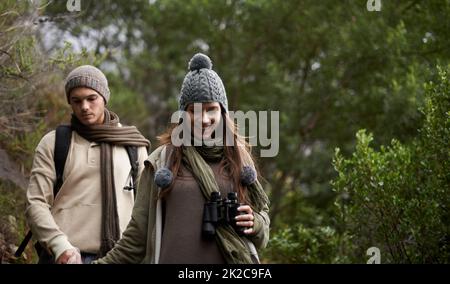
[157,112,257,205]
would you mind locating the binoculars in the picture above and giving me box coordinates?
[202,192,246,238]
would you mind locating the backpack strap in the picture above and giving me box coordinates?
[14,230,32,258]
[53,125,72,197]
[124,145,139,197]
[15,125,72,258]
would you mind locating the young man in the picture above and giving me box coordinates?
[25,65,150,264]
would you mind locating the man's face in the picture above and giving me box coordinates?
[186,102,222,140]
[69,87,105,126]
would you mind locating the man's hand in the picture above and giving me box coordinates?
[56,248,82,264]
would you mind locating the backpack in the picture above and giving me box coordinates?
[15,125,139,257]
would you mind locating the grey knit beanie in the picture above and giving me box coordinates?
[64,65,110,104]
[179,53,228,112]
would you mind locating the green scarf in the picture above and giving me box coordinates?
[182,146,268,264]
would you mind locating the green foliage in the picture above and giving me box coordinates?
[263,225,352,264]
[3,121,48,171]
[332,66,450,263]
[0,3,103,172]
[107,73,151,139]
[50,41,107,70]
[0,180,34,263]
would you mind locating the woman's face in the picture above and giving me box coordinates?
[186,102,222,140]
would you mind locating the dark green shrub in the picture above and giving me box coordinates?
[332,66,450,263]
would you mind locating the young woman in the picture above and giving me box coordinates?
[95,53,270,264]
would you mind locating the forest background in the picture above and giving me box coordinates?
[0,0,448,263]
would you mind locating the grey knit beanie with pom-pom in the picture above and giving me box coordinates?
[179,53,228,112]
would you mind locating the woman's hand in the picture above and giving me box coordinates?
[235,205,255,235]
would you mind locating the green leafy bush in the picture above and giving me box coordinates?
[263,224,352,263]
[332,66,450,263]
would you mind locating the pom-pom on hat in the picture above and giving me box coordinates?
[179,53,228,112]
